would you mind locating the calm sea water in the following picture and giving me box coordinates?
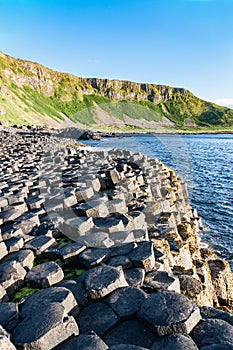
[83,134,233,268]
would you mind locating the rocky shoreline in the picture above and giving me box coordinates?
[0,126,233,349]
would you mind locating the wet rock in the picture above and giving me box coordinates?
[79,247,110,269]
[85,265,128,299]
[56,332,108,350]
[76,302,119,336]
[13,302,79,350]
[151,334,198,349]
[191,319,233,348]
[105,286,147,319]
[138,291,201,336]
[103,319,156,348]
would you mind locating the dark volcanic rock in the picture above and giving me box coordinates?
[151,334,198,350]
[200,345,233,350]
[0,261,26,296]
[138,291,201,336]
[123,268,145,287]
[76,302,119,336]
[143,270,180,293]
[105,286,147,319]
[58,242,86,264]
[84,265,128,299]
[20,286,77,318]
[56,332,108,350]
[109,346,148,350]
[103,319,156,348]
[191,319,233,348]
[0,302,19,332]
[25,261,64,288]
[200,306,233,326]
[1,249,34,269]
[79,247,110,269]
[13,302,78,350]
[128,241,155,272]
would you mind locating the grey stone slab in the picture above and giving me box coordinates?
[26,261,64,288]
[58,242,86,264]
[4,237,24,253]
[76,302,119,336]
[0,302,19,332]
[128,241,155,272]
[0,261,26,296]
[200,306,233,326]
[124,268,145,287]
[1,249,34,269]
[56,332,108,350]
[84,265,128,299]
[138,291,201,336]
[20,286,77,318]
[143,271,180,293]
[151,334,199,350]
[13,302,79,350]
[107,255,133,269]
[79,247,110,269]
[24,236,56,254]
[103,319,156,349]
[105,286,147,319]
[191,319,233,348]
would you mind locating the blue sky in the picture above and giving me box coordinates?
[0,0,233,106]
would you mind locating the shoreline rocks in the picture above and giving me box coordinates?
[0,126,233,349]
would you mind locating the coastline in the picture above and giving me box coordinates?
[0,126,233,349]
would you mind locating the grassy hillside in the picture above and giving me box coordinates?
[0,50,233,129]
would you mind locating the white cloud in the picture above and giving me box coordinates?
[214,98,233,108]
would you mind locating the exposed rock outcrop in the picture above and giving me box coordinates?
[0,126,233,349]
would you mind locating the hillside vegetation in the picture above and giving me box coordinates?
[0,50,233,129]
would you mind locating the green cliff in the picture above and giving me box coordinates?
[0,50,232,129]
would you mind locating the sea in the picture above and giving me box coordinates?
[83,133,233,269]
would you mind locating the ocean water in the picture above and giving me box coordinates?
[83,133,233,268]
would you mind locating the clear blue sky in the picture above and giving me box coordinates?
[0,0,233,106]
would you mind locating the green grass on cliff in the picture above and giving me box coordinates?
[0,50,233,129]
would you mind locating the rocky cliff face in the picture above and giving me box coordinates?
[0,50,233,128]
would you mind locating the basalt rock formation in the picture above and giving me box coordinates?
[0,50,233,128]
[0,126,233,349]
